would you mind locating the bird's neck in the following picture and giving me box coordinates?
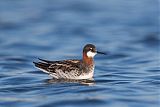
[82,53,94,66]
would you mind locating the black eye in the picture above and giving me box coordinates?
[90,48,94,52]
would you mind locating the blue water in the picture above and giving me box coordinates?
[0,0,159,107]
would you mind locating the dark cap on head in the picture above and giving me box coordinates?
[83,44,96,53]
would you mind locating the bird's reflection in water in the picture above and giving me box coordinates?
[45,78,95,86]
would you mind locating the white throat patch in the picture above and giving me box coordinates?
[87,51,97,58]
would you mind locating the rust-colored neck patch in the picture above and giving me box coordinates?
[83,52,94,66]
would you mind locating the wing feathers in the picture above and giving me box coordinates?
[33,58,81,75]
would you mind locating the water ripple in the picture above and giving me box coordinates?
[0,0,159,107]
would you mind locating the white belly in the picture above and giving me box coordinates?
[76,71,94,79]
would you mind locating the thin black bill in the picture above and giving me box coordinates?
[97,51,106,55]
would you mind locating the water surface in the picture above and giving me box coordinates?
[0,0,159,107]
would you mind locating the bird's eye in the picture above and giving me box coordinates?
[90,48,94,52]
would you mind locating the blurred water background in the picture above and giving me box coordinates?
[0,0,159,107]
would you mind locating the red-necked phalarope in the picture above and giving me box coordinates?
[33,44,106,80]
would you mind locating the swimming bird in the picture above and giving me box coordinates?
[33,44,106,80]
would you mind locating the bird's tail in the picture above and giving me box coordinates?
[33,61,50,71]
